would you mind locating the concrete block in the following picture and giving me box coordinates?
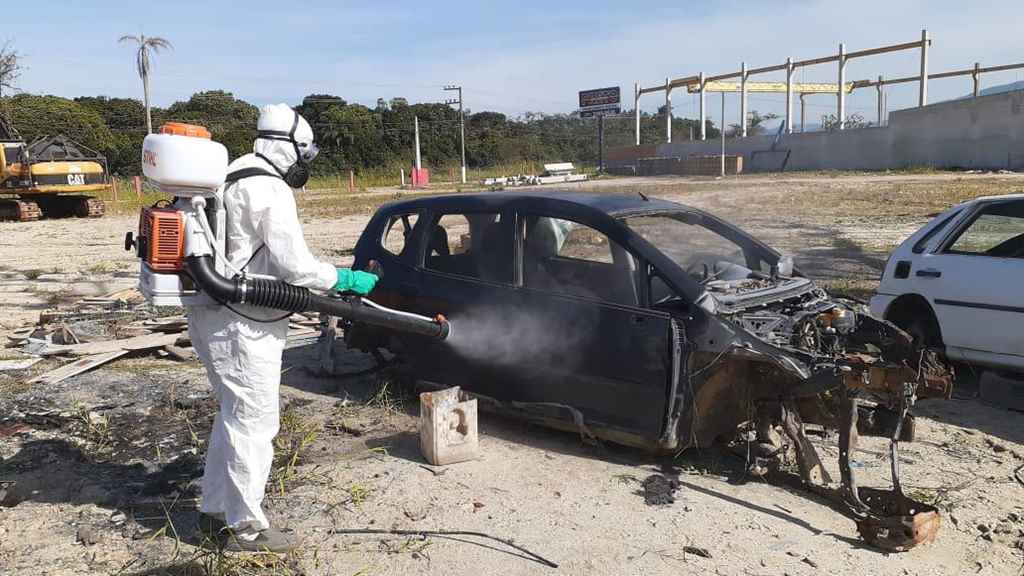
[419,386,478,465]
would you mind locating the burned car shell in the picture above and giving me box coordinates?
[352,190,942,446]
[351,192,952,550]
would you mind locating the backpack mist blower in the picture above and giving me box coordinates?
[124,122,450,340]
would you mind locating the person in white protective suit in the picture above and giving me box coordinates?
[188,104,377,552]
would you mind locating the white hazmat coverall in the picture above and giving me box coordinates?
[187,112,335,534]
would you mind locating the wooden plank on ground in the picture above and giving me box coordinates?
[163,344,196,361]
[41,332,184,357]
[28,350,129,385]
[0,358,42,371]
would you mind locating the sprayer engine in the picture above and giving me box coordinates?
[125,122,450,340]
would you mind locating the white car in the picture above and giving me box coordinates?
[871,194,1024,373]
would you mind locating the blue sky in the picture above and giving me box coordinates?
[7,1,1023,127]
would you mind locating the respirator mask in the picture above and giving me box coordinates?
[256,110,320,188]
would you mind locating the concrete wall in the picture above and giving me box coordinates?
[607,89,1024,173]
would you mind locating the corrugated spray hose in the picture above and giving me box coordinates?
[186,255,450,340]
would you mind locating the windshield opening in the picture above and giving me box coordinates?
[624,213,769,284]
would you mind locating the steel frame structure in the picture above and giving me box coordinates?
[635,31,932,143]
[635,30,1024,145]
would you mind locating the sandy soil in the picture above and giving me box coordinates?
[2,172,1024,575]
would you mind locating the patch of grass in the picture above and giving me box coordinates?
[366,379,403,415]
[820,278,879,301]
[344,482,374,507]
[0,377,32,397]
[85,260,123,274]
[192,548,302,576]
[72,404,114,454]
[271,406,322,495]
[23,269,43,280]
[41,288,77,308]
[304,161,584,192]
[94,179,171,215]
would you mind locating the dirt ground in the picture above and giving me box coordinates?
[2,172,1024,575]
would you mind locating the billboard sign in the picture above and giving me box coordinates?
[579,86,621,117]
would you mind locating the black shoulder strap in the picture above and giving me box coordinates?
[224,167,280,184]
[222,167,279,274]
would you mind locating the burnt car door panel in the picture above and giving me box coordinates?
[394,208,672,441]
[519,214,671,439]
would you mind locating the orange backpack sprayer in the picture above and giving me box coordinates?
[125,123,450,339]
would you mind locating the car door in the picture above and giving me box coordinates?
[913,198,1024,363]
[396,208,525,395]
[515,213,672,441]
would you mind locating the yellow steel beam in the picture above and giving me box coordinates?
[685,81,857,94]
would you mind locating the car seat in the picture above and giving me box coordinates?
[478,221,513,283]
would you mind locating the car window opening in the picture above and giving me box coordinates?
[944,200,1024,258]
[427,212,514,284]
[381,212,419,256]
[624,214,769,286]
[911,208,961,254]
[524,216,638,306]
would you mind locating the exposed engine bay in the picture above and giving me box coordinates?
[694,271,952,551]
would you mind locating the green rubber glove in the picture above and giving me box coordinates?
[334,269,378,295]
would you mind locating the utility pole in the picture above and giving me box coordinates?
[699,72,706,141]
[838,42,847,130]
[665,77,672,143]
[414,116,422,171]
[443,85,466,184]
[800,94,807,133]
[740,62,748,138]
[876,75,885,126]
[919,29,930,107]
[634,81,641,146]
[720,92,726,177]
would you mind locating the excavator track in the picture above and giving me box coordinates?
[73,196,106,218]
[33,195,106,219]
[0,199,42,222]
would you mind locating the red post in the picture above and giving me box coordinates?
[349,170,355,193]
[133,176,142,198]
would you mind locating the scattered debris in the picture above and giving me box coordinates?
[330,528,558,569]
[639,474,679,506]
[403,504,431,522]
[76,525,103,546]
[418,464,448,477]
[482,162,588,187]
[39,331,185,357]
[0,358,41,371]
[162,344,196,362]
[28,350,129,385]
[682,545,712,559]
[7,287,327,384]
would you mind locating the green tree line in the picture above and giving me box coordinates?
[1,91,720,176]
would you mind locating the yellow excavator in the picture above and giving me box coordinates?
[0,114,108,221]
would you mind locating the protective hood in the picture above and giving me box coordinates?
[253,104,316,185]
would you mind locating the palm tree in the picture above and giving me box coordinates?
[118,34,172,134]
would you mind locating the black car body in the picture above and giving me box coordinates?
[349,191,956,550]
[351,191,949,450]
